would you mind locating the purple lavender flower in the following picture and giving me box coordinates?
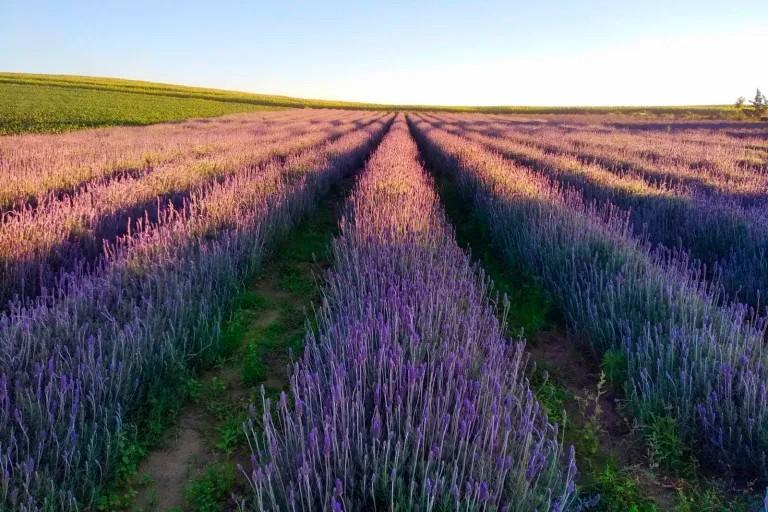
[242,116,576,510]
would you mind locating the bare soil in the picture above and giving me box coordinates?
[529,328,679,509]
[129,180,345,511]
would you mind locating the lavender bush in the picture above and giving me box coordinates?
[429,112,768,205]
[432,118,768,307]
[243,117,576,511]
[409,115,768,480]
[0,109,364,212]
[0,113,383,308]
[0,114,392,510]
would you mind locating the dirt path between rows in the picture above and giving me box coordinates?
[528,329,679,510]
[129,181,347,511]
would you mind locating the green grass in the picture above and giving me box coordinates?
[0,72,385,109]
[95,367,198,510]
[237,183,341,388]
[0,72,743,134]
[432,167,557,337]
[588,465,660,512]
[0,79,279,134]
[183,462,237,512]
[601,349,628,388]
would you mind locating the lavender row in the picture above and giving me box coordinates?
[409,115,768,480]
[426,116,768,308]
[428,112,768,204]
[0,115,393,510]
[0,113,381,309]
[243,117,576,511]
[0,109,361,213]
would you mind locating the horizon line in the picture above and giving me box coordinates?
[1,70,738,110]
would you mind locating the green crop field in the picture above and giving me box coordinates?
[0,75,283,134]
[0,72,742,135]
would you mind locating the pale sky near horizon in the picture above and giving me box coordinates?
[2,1,766,106]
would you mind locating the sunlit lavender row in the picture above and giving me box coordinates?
[0,113,382,308]
[243,117,576,511]
[423,114,768,308]
[409,115,768,480]
[0,114,392,510]
[428,112,768,204]
[0,109,366,212]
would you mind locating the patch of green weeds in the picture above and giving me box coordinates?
[287,330,307,358]
[431,170,555,337]
[584,464,658,512]
[217,290,274,359]
[235,290,271,311]
[96,370,194,510]
[219,312,249,358]
[183,376,203,403]
[644,415,690,475]
[277,265,316,295]
[575,372,607,459]
[200,376,232,419]
[601,349,627,389]
[275,202,336,264]
[184,462,237,512]
[279,302,306,329]
[237,203,336,386]
[673,483,758,512]
[261,319,294,348]
[242,340,268,385]
[189,373,249,453]
[241,314,301,386]
[531,369,570,425]
[95,428,147,510]
[144,387,186,442]
[216,412,247,453]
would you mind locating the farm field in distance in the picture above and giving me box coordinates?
[0,72,746,135]
[1,75,768,512]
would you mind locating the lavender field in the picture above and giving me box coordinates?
[0,109,767,511]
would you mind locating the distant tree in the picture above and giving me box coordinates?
[735,96,745,108]
[746,89,767,119]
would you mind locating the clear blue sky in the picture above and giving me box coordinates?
[2,0,766,105]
